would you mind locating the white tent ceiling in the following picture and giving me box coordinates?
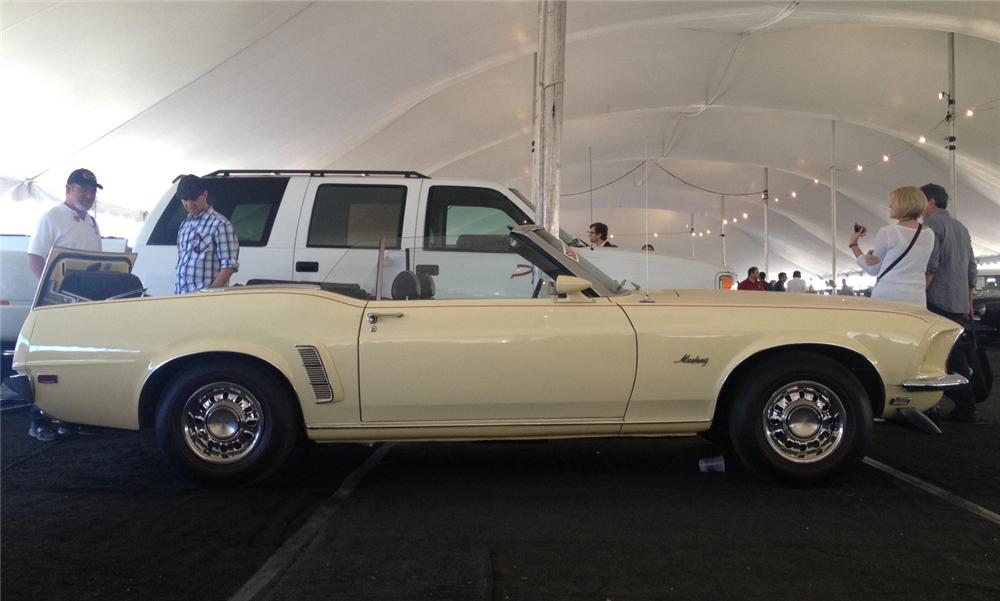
[3,1,999,278]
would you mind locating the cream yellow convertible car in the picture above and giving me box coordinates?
[11,226,966,485]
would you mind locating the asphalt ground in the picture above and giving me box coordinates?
[2,348,998,601]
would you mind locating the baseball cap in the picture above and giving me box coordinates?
[176,174,207,201]
[67,168,103,189]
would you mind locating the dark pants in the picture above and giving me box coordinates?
[927,303,977,417]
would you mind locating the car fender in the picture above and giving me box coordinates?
[139,336,349,428]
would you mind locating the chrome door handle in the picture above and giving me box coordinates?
[367,312,404,325]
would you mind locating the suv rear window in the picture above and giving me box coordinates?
[147,177,288,246]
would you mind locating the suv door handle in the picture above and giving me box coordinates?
[296,261,319,273]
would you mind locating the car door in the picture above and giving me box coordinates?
[293,178,423,297]
[414,185,536,298]
[357,296,637,422]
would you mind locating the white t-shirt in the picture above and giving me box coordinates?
[28,204,102,260]
[785,278,807,293]
[857,223,934,306]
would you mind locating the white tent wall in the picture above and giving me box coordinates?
[2,1,998,280]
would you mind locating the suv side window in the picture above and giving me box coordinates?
[307,184,406,249]
[424,186,530,252]
[147,177,287,246]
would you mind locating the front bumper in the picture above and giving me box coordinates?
[901,374,969,391]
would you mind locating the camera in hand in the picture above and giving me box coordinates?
[853,223,866,235]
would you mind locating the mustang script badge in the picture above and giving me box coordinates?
[674,354,709,367]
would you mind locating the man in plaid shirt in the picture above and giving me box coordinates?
[174,174,239,294]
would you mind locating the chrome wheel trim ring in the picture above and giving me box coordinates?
[182,382,264,464]
[762,380,846,464]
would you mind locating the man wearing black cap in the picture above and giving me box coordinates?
[174,174,239,294]
[27,168,103,278]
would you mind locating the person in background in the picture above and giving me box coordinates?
[641,243,655,252]
[26,168,105,441]
[785,270,807,293]
[922,182,978,422]
[587,222,617,248]
[737,266,764,291]
[772,272,787,292]
[838,278,854,296]
[174,174,240,294]
[759,271,773,291]
[849,186,934,306]
[27,168,103,279]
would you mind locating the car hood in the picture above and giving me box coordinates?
[615,289,936,321]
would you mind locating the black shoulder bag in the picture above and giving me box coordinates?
[876,224,923,284]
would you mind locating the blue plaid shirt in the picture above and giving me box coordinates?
[175,207,240,294]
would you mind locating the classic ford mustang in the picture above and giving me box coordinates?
[11,226,966,484]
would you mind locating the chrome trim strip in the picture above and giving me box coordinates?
[294,345,334,402]
[901,374,968,390]
[307,417,710,430]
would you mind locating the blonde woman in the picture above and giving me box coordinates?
[848,186,935,306]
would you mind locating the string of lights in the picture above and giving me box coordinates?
[579,90,994,240]
[561,161,645,197]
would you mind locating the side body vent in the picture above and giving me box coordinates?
[294,345,334,403]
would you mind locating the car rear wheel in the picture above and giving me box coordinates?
[155,360,299,484]
[728,353,872,484]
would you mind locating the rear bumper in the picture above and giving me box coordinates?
[7,373,33,402]
[901,374,969,390]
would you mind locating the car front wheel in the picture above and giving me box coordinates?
[155,361,299,484]
[728,353,872,484]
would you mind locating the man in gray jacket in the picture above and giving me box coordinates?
[922,183,978,422]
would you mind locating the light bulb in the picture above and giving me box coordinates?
[791,191,797,198]
[742,212,748,219]
[732,218,738,223]
[707,229,711,235]
[698,232,703,237]
[691,231,696,237]
[966,108,974,117]
[813,178,819,184]
[856,164,863,172]
[653,232,659,238]
[723,219,728,225]
[918,136,927,144]
[882,154,889,163]
[938,92,944,100]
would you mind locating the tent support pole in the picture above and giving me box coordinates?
[690,213,695,257]
[763,168,769,275]
[720,195,727,266]
[831,120,838,285]
[948,32,958,216]
[530,0,566,236]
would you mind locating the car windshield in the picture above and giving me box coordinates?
[301,230,626,300]
[507,188,588,248]
[528,229,627,295]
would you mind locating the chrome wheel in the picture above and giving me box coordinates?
[762,380,846,464]
[182,382,263,464]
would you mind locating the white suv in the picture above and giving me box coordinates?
[132,170,735,297]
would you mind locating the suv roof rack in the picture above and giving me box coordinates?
[200,169,430,179]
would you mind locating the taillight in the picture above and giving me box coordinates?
[719,275,734,290]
